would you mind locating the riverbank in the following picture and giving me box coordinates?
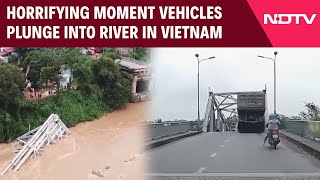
[0,102,148,180]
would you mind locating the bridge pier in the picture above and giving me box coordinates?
[131,75,138,94]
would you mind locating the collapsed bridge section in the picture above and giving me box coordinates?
[1,114,71,175]
[116,58,151,103]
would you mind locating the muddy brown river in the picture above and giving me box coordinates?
[0,102,149,180]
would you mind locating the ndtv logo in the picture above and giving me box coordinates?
[264,14,317,24]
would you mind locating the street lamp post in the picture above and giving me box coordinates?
[195,54,215,129]
[258,51,278,114]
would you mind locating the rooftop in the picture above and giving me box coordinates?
[0,47,15,57]
[0,51,8,56]
[0,47,15,53]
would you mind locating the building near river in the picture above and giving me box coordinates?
[58,65,72,90]
[0,47,16,63]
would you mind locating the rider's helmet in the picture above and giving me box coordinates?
[269,113,281,127]
[269,113,279,120]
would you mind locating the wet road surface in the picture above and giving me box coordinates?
[146,132,320,179]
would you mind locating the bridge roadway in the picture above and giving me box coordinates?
[146,132,320,179]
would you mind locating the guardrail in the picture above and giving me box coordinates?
[145,122,191,141]
[285,120,320,142]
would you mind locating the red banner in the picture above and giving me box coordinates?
[3,0,320,47]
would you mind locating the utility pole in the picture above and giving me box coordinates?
[258,51,278,114]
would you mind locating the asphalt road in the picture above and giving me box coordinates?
[146,132,320,179]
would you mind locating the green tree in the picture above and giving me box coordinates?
[130,48,150,61]
[299,102,320,121]
[39,66,56,86]
[27,69,40,86]
[0,64,24,112]
[15,48,40,59]
[73,63,92,86]
[92,57,120,89]
[15,48,39,65]
[92,56,130,108]
[23,49,62,85]
[56,48,92,88]
[102,51,120,60]
[60,48,87,69]
[104,48,117,53]
[15,48,31,58]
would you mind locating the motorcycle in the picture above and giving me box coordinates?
[267,130,280,149]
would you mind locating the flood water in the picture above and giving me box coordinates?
[0,102,149,180]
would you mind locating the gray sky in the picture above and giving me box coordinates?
[151,48,320,121]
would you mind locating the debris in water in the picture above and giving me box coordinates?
[124,157,137,163]
[105,166,111,170]
[92,170,104,178]
[124,153,140,162]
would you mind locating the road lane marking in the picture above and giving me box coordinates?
[195,167,206,173]
[220,145,225,148]
[225,137,232,142]
[210,153,217,158]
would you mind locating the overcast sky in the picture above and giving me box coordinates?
[151,48,320,121]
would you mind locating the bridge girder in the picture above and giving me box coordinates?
[203,90,239,132]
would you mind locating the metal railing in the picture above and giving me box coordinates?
[145,121,191,141]
[285,120,320,142]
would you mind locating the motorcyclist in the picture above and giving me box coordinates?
[264,113,281,144]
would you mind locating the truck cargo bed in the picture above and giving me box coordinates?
[238,91,265,110]
[237,91,266,133]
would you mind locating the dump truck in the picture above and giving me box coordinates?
[237,90,266,133]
